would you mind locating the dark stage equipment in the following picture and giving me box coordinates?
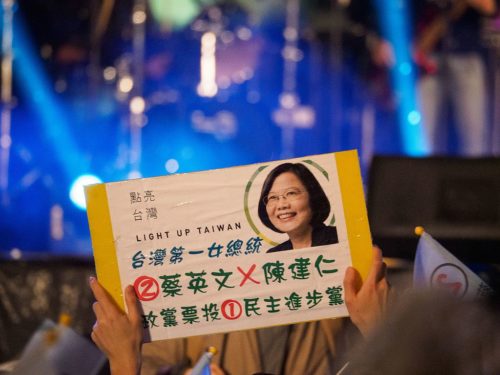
[367,156,500,263]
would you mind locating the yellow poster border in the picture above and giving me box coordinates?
[335,150,373,280]
[85,184,124,310]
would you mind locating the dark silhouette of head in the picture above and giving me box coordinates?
[347,290,500,375]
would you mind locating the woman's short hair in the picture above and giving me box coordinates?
[258,162,331,233]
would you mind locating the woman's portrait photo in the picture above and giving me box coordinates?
[258,162,338,252]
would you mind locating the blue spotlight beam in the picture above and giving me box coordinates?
[375,0,429,156]
[11,9,88,181]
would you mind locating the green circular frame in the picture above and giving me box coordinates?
[243,159,336,246]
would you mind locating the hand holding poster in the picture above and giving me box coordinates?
[85,150,372,342]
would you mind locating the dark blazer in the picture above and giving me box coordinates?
[267,224,338,253]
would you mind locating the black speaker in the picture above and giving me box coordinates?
[367,156,500,262]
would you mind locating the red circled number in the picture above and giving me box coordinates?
[221,299,243,320]
[133,276,160,301]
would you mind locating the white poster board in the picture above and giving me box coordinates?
[85,150,372,342]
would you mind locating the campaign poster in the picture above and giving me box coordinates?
[85,150,372,341]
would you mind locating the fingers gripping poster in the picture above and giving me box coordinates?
[85,150,372,342]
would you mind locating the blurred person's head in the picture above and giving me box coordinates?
[346,290,500,375]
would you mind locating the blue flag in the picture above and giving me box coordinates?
[191,347,217,375]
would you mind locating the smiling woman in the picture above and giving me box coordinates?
[258,163,338,252]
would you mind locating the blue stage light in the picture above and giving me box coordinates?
[165,159,180,174]
[398,62,412,76]
[408,110,421,125]
[375,0,429,156]
[13,9,86,180]
[70,175,102,210]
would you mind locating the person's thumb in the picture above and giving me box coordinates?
[343,266,361,305]
[125,285,141,325]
